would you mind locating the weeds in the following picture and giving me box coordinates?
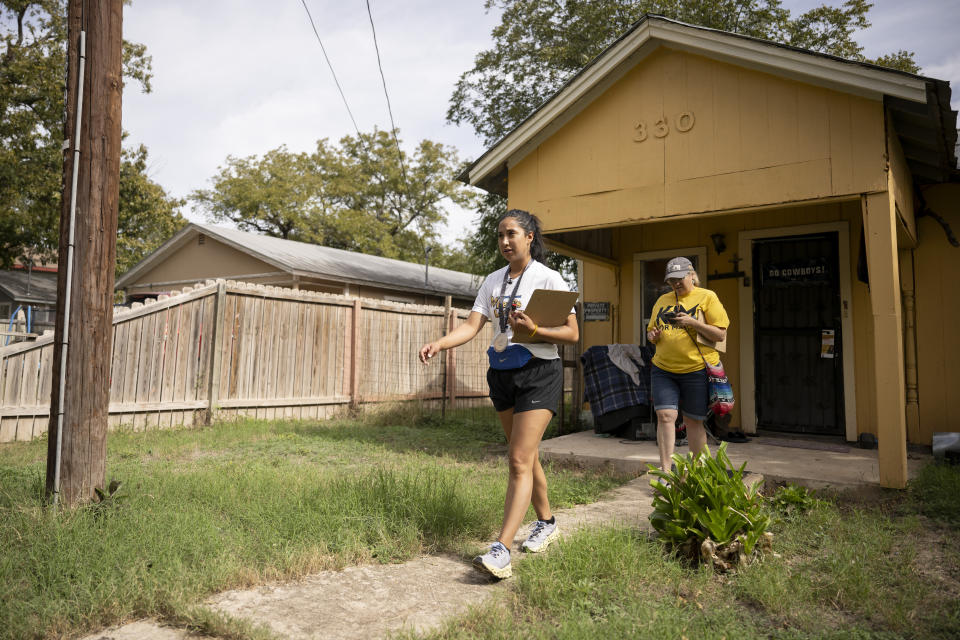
[768,483,820,516]
[0,416,623,640]
[414,464,960,640]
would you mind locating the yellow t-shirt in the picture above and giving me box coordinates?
[646,287,730,373]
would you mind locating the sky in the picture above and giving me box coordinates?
[121,0,960,245]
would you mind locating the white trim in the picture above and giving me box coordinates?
[737,222,857,441]
[650,21,926,102]
[467,17,928,188]
[632,246,708,344]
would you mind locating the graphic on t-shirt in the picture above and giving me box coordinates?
[655,303,701,331]
[491,294,524,319]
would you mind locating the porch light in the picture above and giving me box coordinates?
[710,233,727,254]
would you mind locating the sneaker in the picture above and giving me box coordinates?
[473,542,512,579]
[521,518,560,553]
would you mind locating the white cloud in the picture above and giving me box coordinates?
[123,0,499,238]
[122,1,958,243]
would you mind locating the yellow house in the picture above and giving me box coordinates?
[460,16,959,488]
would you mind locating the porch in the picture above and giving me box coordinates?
[540,429,931,491]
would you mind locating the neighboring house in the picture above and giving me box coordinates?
[115,223,483,307]
[0,266,58,337]
[459,15,959,487]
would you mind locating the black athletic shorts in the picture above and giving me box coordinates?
[487,357,563,415]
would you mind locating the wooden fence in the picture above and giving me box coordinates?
[0,280,495,442]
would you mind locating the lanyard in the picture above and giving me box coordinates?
[498,261,531,333]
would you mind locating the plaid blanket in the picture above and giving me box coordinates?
[581,345,651,417]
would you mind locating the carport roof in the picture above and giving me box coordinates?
[115,224,482,300]
[460,14,958,195]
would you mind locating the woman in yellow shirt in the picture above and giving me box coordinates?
[645,257,729,474]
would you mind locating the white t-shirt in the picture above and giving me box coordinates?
[471,260,574,360]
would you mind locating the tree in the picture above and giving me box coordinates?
[191,129,479,267]
[449,0,920,268]
[190,146,320,241]
[116,144,186,276]
[0,0,156,268]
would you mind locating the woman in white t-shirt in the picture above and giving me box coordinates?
[418,209,578,579]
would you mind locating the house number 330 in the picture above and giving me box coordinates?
[633,112,695,142]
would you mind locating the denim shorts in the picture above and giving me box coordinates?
[650,364,708,421]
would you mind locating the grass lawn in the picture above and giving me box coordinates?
[410,463,960,640]
[0,408,625,640]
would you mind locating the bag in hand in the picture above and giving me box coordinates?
[704,360,734,416]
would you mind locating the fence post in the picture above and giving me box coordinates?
[446,306,456,410]
[206,280,227,424]
[350,299,361,408]
[440,296,451,419]
[571,301,584,431]
[558,344,566,434]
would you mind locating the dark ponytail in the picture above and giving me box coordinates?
[499,209,547,263]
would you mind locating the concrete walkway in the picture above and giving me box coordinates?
[80,476,670,640]
[539,430,930,489]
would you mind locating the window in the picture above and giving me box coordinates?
[632,248,706,344]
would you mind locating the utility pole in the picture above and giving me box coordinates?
[45,0,124,506]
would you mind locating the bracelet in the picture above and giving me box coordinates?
[530,324,538,337]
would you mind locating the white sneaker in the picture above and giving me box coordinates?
[521,518,560,553]
[473,542,512,579]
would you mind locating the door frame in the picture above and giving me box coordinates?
[738,222,858,441]
[632,246,708,344]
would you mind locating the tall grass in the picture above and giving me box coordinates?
[411,526,762,640]
[412,465,960,640]
[0,417,624,640]
[906,460,960,526]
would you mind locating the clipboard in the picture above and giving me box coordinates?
[512,289,579,343]
[696,309,727,353]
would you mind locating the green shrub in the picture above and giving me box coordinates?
[648,443,771,571]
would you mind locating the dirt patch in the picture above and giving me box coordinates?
[911,518,960,600]
[78,620,208,640]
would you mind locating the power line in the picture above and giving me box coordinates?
[365,0,409,186]
[299,0,363,139]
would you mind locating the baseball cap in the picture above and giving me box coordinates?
[664,257,694,281]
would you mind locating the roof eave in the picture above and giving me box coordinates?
[114,223,294,290]
[290,270,479,300]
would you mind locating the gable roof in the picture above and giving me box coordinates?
[461,14,957,194]
[115,223,482,300]
[0,269,58,305]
